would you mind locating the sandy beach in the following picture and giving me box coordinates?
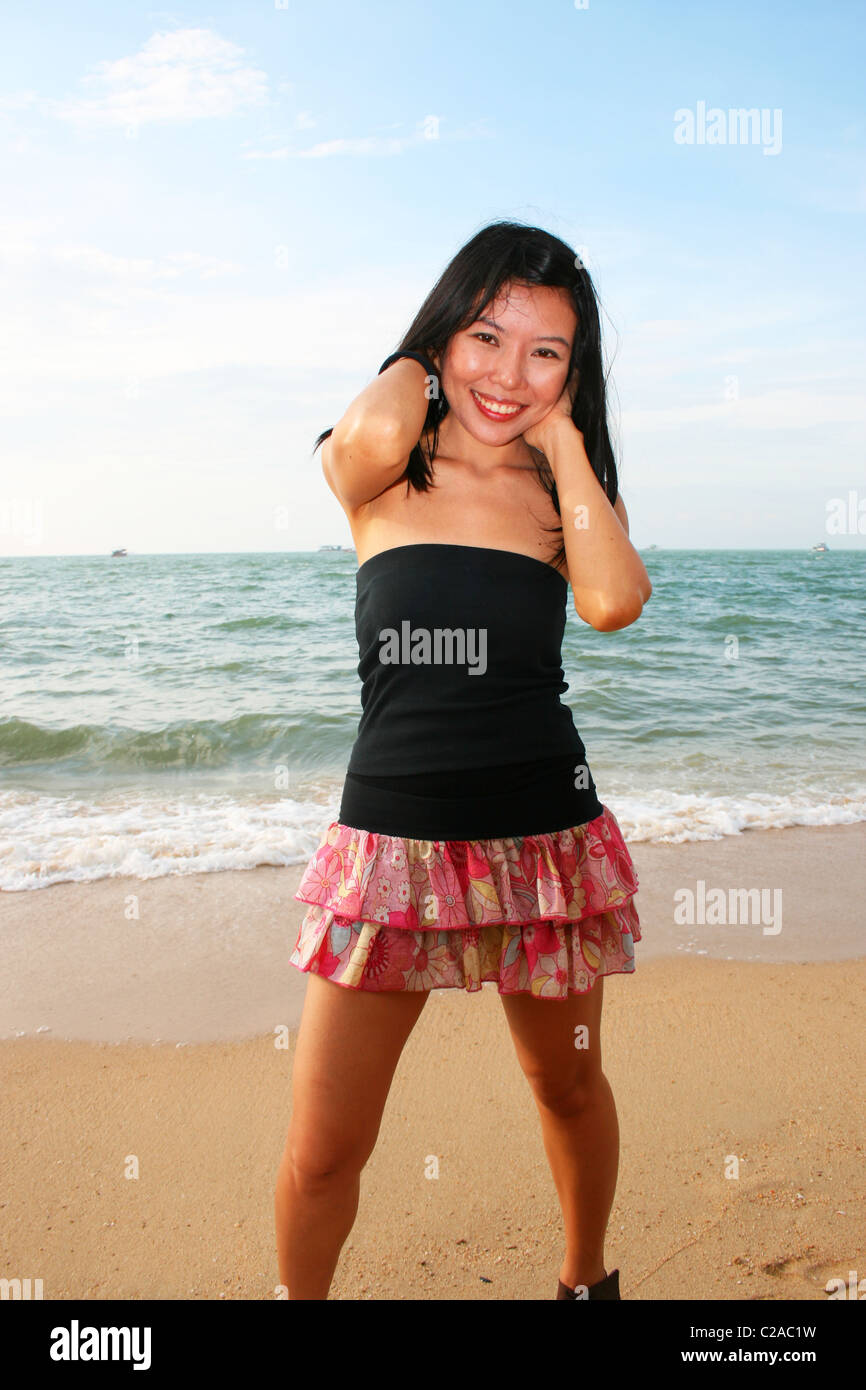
[1,822,864,1300]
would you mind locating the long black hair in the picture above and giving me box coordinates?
[312,218,619,571]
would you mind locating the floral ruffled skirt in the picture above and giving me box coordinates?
[290,804,641,998]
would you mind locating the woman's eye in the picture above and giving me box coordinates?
[472,333,558,359]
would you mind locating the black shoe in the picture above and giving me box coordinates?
[556,1268,621,1300]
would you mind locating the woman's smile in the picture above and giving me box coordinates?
[469,387,528,420]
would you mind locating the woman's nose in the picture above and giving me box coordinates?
[489,353,526,393]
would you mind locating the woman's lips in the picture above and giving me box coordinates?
[470,388,527,421]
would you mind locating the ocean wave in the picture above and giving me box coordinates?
[0,786,863,890]
[603,788,866,843]
[0,787,342,891]
[0,715,354,771]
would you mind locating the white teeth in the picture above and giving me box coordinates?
[471,389,524,416]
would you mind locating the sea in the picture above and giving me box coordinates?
[1,548,863,892]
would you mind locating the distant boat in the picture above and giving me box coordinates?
[646,544,658,551]
[110,548,127,557]
[811,541,829,552]
[317,544,343,551]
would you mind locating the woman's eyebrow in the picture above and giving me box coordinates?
[474,314,570,348]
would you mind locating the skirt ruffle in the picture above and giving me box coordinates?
[290,804,641,997]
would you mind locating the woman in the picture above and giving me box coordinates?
[275,219,652,1301]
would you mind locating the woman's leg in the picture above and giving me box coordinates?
[499,973,618,1290]
[275,970,430,1299]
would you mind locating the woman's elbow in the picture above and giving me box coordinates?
[577,585,651,631]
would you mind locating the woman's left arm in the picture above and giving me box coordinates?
[535,416,652,631]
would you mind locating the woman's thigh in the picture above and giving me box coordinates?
[287,972,431,1173]
[499,976,605,1105]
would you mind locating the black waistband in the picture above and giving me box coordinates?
[337,753,603,840]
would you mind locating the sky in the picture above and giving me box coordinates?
[0,0,864,555]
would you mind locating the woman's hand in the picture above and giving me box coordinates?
[521,361,580,452]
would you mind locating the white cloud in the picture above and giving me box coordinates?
[47,28,268,128]
[0,233,242,280]
[294,134,422,158]
[244,118,441,160]
[53,246,243,280]
[0,220,427,404]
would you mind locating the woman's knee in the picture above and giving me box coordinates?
[526,1065,607,1117]
[279,1126,370,1196]
[278,976,431,1196]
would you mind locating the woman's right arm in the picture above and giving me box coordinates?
[323,356,434,511]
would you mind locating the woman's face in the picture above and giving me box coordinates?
[438,281,577,444]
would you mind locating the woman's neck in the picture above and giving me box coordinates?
[427,412,536,474]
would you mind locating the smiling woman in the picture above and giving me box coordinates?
[276,219,651,1304]
[441,284,576,439]
[463,311,572,419]
[313,219,627,580]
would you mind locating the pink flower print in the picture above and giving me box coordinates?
[502,837,523,869]
[384,902,421,929]
[359,829,378,859]
[365,927,418,989]
[563,878,587,919]
[423,857,467,926]
[388,842,408,872]
[466,873,506,925]
[517,836,540,882]
[555,834,580,882]
[578,867,605,914]
[419,882,464,929]
[404,939,452,990]
[465,841,492,880]
[583,830,609,869]
[545,957,570,992]
[302,857,341,901]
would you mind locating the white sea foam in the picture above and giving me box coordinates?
[0,788,341,891]
[0,784,864,889]
[604,788,866,843]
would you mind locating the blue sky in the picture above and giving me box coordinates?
[1,0,864,554]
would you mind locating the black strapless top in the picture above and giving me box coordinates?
[338,544,603,839]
